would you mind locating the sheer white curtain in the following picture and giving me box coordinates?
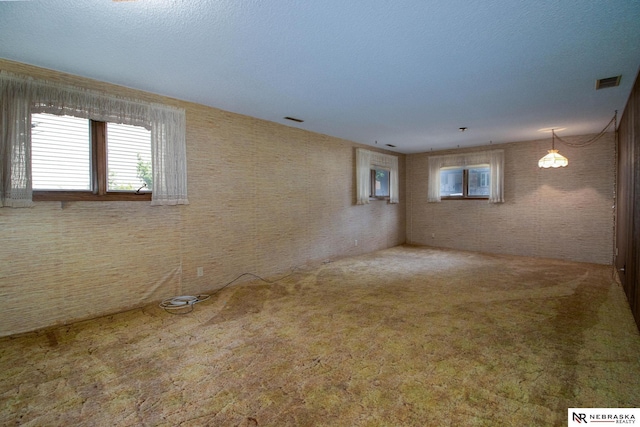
[427,149,504,203]
[355,148,399,204]
[149,107,189,206]
[388,155,399,204]
[0,71,188,206]
[0,75,33,207]
[427,156,442,203]
[356,148,372,204]
[487,150,505,203]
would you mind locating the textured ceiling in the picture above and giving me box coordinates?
[1,0,639,154]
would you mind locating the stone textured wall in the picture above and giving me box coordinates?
[0,59,406,336]
[406,133,615,265]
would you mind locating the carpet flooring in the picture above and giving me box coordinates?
[1,245,639,426]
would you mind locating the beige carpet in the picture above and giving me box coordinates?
[2,245,640,426]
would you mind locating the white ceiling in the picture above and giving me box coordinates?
[1,0,639,154]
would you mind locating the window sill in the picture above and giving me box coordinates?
[33,191,152,202]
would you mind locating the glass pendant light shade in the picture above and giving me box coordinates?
[538,149,568,168]
[538,129,568,168]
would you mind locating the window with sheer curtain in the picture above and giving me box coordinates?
[356,148,399,204]
[427,150,504,203]
[0,71,188,207]
[31,113,154,198]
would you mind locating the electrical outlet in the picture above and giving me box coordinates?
[355,240,358,246]
[197,267,203,277]
[431,233,435,238]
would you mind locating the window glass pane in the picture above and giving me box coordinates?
[440,168,463,196]
[31,113,91,190]
[468,166,490,196]
[373,168,390,197]
[107,123,152,192]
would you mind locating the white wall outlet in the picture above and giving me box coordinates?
[431,233,435,238]
[355,239,358,246]
[197,267,203,277]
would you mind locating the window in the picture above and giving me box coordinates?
[31,113,152,201]
[32,114,91,191]
[370,168,390,198]
[427,150,503,203]
[440,165,490,199]
[1,71,188,208]
[355,148,399,204]
[106,122,152,192]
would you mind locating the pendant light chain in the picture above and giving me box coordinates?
[554,112,617,148]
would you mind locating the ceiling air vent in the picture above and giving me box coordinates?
[284,116,304,123]
[595,75,621,90]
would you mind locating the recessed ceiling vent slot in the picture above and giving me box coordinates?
[595,75,621,90]
[284,116,304,123]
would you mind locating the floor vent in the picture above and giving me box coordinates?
[596,75,621,90]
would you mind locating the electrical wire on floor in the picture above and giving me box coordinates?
[159,295,210,314]
[159,268,299,315]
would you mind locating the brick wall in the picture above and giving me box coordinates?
[406,133,615,264]
[0,59,406,336]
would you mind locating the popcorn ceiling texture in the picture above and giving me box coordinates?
[406,133,615,265]
[0,59,405,337]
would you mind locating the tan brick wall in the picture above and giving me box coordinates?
[406,133,615,265]
[0,60,406,336]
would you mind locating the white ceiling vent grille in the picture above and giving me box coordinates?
[595,75,621,90]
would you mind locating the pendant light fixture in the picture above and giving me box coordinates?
[538,129,568,168]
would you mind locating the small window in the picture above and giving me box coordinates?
[106,122,152,192]
[32,114,91,191]
[440,165,489,199]
[370,168,390,198]
[31,113,152,201]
